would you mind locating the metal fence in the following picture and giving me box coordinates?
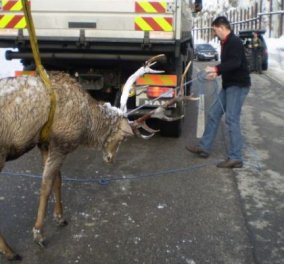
[193,1,284,42]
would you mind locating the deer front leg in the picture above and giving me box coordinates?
[33,150,65,247]
[0,234,22,261]
[33,176,54,247]
[52,171,68,227]
[39,145,67,227]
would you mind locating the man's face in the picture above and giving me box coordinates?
[212,26,223,40]
[212,25,229,41]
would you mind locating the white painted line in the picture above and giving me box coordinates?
[196,93,205,138]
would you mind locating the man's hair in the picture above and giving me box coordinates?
[211,16,231,30]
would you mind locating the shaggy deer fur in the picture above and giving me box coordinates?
[0,71,133,260]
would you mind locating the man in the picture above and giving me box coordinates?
[252,32,262,73]
[187,16,251,168]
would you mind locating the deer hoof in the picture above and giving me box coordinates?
[32,228,46,248]
[36,240,47,249]
[7,253,22,261]
[58,220,68,227]
[53,214,68,227]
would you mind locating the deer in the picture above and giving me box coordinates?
[0,55,196,260]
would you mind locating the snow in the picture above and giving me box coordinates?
[265,36,284,84]
[265,35,284,69]
[0,48,22,79]
[203,0,254,16]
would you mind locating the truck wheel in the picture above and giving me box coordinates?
[113,90,121,107]
[160,100,184,137]
[160,119,182,137]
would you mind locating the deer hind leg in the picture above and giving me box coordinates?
[33,145,66,247]
[0,236,20,261]
[52,171,68,226]
[0,235,22,261]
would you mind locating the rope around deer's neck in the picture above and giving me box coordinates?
[21,0,56,144]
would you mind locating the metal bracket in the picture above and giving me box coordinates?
[77,29,88,48]
[16,29,25,46]
[142,31,152,49]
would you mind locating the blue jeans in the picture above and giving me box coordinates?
[199,85,249,161]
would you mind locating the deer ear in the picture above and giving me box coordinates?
[121,119,134,137]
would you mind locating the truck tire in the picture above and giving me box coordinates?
[113,90,122,107]
[160,99,184,137]
[160,119,182,137]
[160,42,195,138]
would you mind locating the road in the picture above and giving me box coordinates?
[0,62,283,264]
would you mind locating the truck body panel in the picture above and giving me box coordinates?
[0,0,194,42]
[0,0,202,137]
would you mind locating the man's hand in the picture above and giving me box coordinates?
[205,66,218,80]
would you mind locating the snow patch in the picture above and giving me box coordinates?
[0,48,22,79]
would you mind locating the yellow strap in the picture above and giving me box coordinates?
[21,0,56,143]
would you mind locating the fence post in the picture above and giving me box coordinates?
[233,10,238,32]
[240,9,243,30]
[244,9,246,29]
[279,0,284,37]
[259,0,263,29]
[236,10,239,33]
[245,8,249,29]
[255,2,258,29]
[269,0,272,37]
[250,5,254,28]
[207,17,209,42]
[200,17,203,40]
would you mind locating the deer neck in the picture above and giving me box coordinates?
[87,102,123,149]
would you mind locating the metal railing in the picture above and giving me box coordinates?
[193,1,284,41]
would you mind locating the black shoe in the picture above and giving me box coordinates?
[185,145,209,158]
[216,159,243,168]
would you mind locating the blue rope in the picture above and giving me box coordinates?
[1,160,218,186]
[0,70,262,190]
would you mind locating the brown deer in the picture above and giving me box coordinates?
[0,55,196,260]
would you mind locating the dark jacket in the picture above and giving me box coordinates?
[216,32,251,89]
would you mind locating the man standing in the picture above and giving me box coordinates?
[187,16,251,168]
[252,31,262,73]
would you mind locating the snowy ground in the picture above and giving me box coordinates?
[265,36,284,84]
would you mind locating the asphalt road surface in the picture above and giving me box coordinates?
[0,62,283,264]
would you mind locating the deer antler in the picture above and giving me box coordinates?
[144,54,165,67]
[120,54,165,114]
[130,60,199,138]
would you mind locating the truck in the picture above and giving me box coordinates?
[0,0,202,137]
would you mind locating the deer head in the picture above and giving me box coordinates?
[102,117,134,163]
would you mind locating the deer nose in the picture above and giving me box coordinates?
[103,153,113,163]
